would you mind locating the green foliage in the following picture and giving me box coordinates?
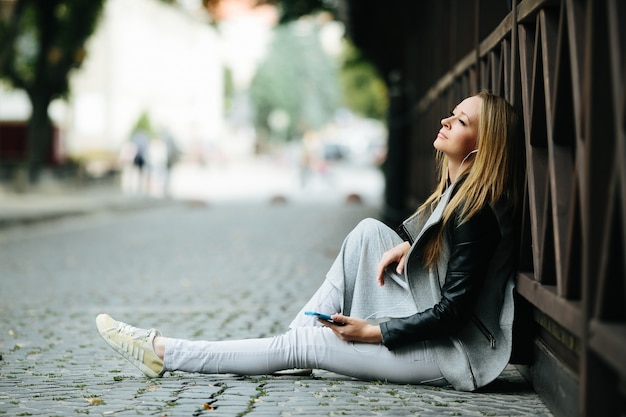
[339,40,388,120]
[0,0,105,180]
[223,66,235,114]
[270,0,388,120]
[0,0,105,99]
[131,112,155,137]
[249,18,341,142]
[276,0,337,24]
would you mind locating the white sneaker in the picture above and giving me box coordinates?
[96,313,165,378]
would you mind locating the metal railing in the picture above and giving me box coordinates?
[408,1,625,415]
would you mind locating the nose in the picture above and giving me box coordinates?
[441,115,451,128]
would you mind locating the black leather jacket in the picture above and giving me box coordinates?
[380,203,502,350]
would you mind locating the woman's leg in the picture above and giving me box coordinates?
[324,218,416,321]
[163,326,445,385]
[291,218,415,328]
[97,218,433,382]
[289,279,343,328]
[97,314,445,385]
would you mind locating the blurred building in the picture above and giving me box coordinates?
[61,0,222,164]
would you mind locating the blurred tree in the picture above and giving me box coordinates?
[202,0,334,24]
[249,18,340,146]
[0,0,105,182]
[131,112,156,137]
[248,24,386,149]
[274,0,337,23]
[339,40,387,120]
[223,66,235,114]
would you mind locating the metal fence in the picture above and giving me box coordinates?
[405,0,625,415]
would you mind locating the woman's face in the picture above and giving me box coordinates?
[434,95,481,162]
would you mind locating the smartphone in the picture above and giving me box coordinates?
[304,311,345,326]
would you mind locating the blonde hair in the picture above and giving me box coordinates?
[419,91,522,267]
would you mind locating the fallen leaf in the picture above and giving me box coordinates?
[85,397,103,405]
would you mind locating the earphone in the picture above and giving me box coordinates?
[452,149,478,181]
[352,147,478,354]
[461,149,478,165]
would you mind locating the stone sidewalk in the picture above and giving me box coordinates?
[0,180,554,417]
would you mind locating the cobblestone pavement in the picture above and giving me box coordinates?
[0,197,554,416]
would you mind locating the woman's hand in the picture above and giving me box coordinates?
[320,314,382,343]
[375,241,411,286]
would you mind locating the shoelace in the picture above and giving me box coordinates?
[115,322,151,341]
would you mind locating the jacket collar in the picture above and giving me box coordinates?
[406,178,463,244]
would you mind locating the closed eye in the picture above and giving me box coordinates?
[450,111,466,126]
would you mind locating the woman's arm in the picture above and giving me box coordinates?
[319,314,383,343]
[316,241,411,344]
[380,205,501,350]
[376,241,411,286]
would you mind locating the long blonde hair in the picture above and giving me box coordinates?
[419,91,522,267]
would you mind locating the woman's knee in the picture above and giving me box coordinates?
[351,218,399,242]
[354,218,388,235]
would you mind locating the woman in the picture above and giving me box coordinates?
[96,91,522,391]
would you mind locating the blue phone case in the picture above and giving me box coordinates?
[304,311,345,325]
[304,311,333,321]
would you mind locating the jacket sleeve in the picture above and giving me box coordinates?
[380,205,501,350]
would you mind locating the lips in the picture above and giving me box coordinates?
[437,131,447,139]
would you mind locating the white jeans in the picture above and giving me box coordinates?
[163,280,446,385]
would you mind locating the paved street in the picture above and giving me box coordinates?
[0,172,554,416]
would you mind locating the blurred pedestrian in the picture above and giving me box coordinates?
[146,136,168,197]
[96,91,522,391]
[119,129,148,195]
